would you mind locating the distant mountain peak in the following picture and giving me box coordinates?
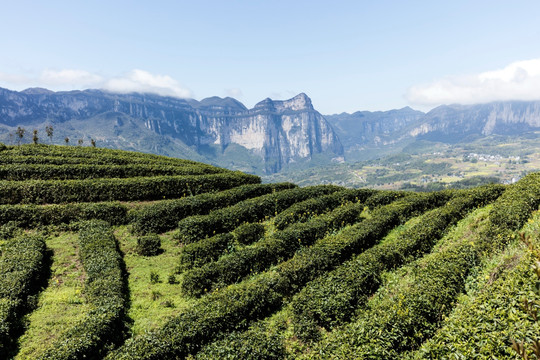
[0,87,341,174]
[21,87,55,95]
[254,93,314,112]
[197,96,247,111]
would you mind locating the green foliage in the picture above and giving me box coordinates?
[1,143,539,358]
[290,185,505,340]
[181,200,368,297]
[107,192,449,359]
[106,274,283,360]
[131,182,295,235]
[486,172,540,243]
[37,220,127,360]
[232,222,265,245]
[0,143,201,166]
[174,185,343,244]
[194,328,286,360]
[303,175,540,359]
[313,229,482,358]
[136,234,162,256]
[409,231,540,359]
[273,188,376,230]
[0,172,260,204]
[0,221,21,240]
[178,233,235,271]
[0,234,46,356]
[150,271,160,284]
[167,274,178,285]
[0,202,129,228]
[0,163,227,180]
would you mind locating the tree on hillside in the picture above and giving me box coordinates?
[45,125,54,143]
[16,127,25,145]
[32,129,39,144]
[91,138,96,147]
[64,137,69,145]
[78,139,83,146]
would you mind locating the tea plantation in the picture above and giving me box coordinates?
[1,144,539,359]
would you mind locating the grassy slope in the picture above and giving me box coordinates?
[114,227,196,335]
[15,233,92,359]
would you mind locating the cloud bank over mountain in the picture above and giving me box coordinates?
[0,69,192,98]
[406,58,540,106]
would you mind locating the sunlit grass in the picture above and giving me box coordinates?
[115,226,196,335]
[15,233,91,360]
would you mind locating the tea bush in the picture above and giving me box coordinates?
[291,184,504,340]
[37,220,127,360]
[273,188,376,230]
[0,172,260,204]
[136,234,162,256]
[174,185,343,244]
[181,200,367,297]
[131,182,295,235]
[0,234,46,356]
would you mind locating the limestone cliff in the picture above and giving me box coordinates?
[0,88,343,174]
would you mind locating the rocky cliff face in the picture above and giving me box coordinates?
[326,101,540,150]
[0,88,343,174]
[325,107,425,148]
[410,101,540,142]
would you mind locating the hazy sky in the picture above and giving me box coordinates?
[1,0,540,113]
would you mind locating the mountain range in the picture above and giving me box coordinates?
[1,87,539,174]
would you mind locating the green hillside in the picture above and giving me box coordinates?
[1,143,539,359]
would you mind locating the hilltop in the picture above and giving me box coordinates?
[0,143,539,359]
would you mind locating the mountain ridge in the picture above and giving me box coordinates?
[0,87,343,174]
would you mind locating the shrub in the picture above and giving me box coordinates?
[37,220,127,360]
[0,163,228,181]
[167,274,178,285]
[291,184,504,340]
[232,223,265,245]
[0,202,129,228]
[178,233,235,271]
[304,175,540,358]
[150,271,160,284]
[195,328,286,360]
[0,172,260,204]
[137,234,161,256]
[174,185,344,244]
[181,199,370,297]
[411,233,540,359]
[0,234,46,356]
[0,221,21,240]
[131,183,295,235]
[104,192,450,360]
[273,188,377,230]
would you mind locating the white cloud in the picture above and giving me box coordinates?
[0,68,191,99]
[39,69,103,86]
[406,58,540,106]
[0,72,33,85]
[224,88,243,98]
[103,69,191,98]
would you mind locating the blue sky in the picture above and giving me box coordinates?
[1,1,540,113]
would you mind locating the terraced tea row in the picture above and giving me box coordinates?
[0,234,46,358]
[0,172,259,204]
[0,163,227,180]
[2,144,539,359]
